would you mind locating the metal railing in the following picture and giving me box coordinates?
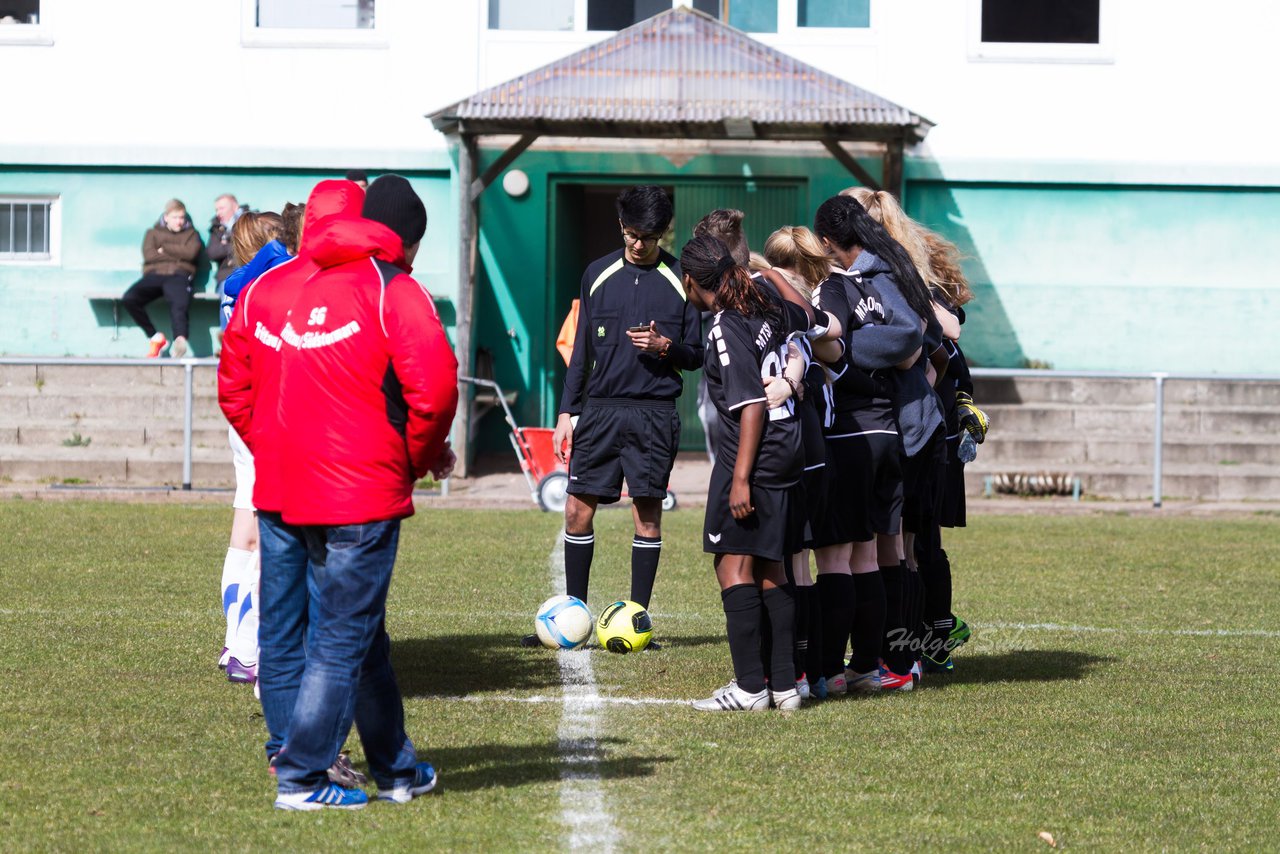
[3,359,1278,504]
[969,368,1280,507]
[0,356,218,490]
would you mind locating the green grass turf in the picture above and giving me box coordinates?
[1,500,1278,850]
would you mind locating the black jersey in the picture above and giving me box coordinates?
[704,298,810,489]
[559,248,703,416]
[812,272,896,437]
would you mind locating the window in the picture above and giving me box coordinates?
[0,0,51,45]
[0,197,58,264]
[489,0,573,31]
[256,0,374,29]
[970,0,1110,62]
[486,0,870,35]
[982,0,1098,43]
[241,0,385,48]
[798,0,869,29]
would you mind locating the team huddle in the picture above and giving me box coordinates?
[543,185,990,712]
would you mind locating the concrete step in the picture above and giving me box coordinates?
[963,461,1280,501]
[977,434,1280,466]
[0,362,218,390]
[982,402,1274,437]
[972,376,1280,408]
[0,422,231,449]
[0,445,234,486]
[0,388,225,421]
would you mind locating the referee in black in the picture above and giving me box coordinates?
[537,186,703,645]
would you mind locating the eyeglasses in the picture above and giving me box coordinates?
[622,229,662,246]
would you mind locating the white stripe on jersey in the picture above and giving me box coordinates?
[825,429,899,439]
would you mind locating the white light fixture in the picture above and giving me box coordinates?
[502,169,530,198]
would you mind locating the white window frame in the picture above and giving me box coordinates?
[967,0,1113,64]
[0,195,61,266]
[239,0,388,49]
[485,0,873,39]
[0,1,53,46]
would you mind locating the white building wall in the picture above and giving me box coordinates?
[2,1,1279,177]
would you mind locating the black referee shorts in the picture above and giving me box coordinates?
[567,399,680,504]
[703,465,791,563]
[811,431,902,547]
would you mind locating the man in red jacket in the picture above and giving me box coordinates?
[218,179,367,789]
[271,175,458,811]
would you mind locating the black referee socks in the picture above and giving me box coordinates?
[563,531,594,603]
[722,584,766,694]
[849,571,886,675]
[630,535,662,609]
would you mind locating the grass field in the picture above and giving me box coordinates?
[1,500,1278,851]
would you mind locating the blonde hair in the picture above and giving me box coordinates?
[231,211,284,267]
[840,186,973,306]
[762,226,830,302]
[163,198,186,216]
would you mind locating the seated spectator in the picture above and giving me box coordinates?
[121,199,203,358]
[345,169,369,189]
[209,193,247,291]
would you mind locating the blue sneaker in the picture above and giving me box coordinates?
[274,783,368,811]
[377,762,438,803]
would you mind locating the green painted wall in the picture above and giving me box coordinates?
[0,167,454,357]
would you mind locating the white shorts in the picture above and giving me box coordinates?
[229,426,256,511]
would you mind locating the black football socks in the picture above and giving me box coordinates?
[630,535,662,608]
[816,572,854,680]
[762,585,797,689]
[881,563,911,674]
[849,570,886,675]
[722,583,766,694]
[563,531,594,603]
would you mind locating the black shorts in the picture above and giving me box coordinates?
[902,427,947,534]
[703,466,792,563]
[939,433,967,528]
[811,431,902,548]
[567,399,679,504]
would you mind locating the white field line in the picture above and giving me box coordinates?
[979,621,1280,639]
[428,694,690,706]
[549,532,617,854]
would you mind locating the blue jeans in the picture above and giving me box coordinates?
[256,512,312,762]
[273,519,418,794]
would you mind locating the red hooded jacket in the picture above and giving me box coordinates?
[217,179,365,512]
[275,217,458,526]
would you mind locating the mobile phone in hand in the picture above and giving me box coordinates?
[628,323,651,333]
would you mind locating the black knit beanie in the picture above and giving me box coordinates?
[362,174,427,246]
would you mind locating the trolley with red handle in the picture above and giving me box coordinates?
[461,375,676,512]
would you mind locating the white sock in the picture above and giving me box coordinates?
[221,547,254,651]
[227,550,257,665]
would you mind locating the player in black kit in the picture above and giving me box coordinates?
[540,187,703,644]
[679,235,815,712]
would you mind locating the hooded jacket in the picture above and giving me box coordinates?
[845,251,944,457]
[141,221,202,277]
[275,217,459,526]
[217,180,365,513]
[219,239,291,330]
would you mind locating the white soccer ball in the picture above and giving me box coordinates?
[534,594,593,650]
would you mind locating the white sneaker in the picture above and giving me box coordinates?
[826,673,848,696]
[771,686,802,711]
[845,668,881,694]
[796,677,810,701]
[171,335,189,358]
[692,682,770,712]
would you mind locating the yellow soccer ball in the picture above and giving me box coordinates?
[595,600,653,654]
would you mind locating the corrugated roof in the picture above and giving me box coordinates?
[430,6,931,142]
